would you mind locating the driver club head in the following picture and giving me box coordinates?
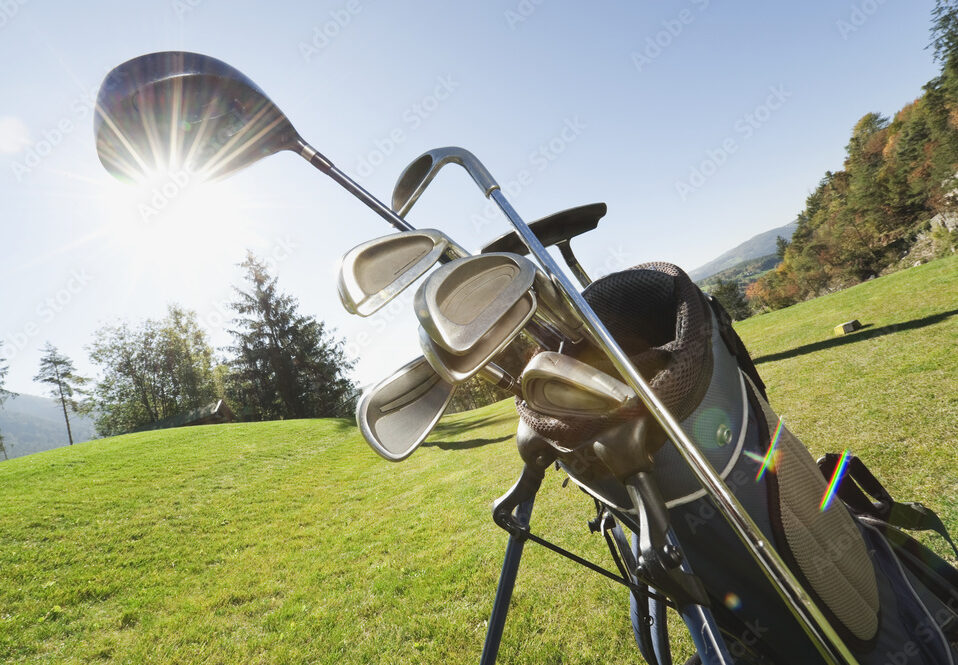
[521,351,636,418]
[95,51,301,184]
[391,147,499,217]
[338,229,457,317]
[356,356,456,462]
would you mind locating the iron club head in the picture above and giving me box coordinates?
[356,356,456,462]
[338,229,464,317]
[521,351,636,418]
[391,147,499,217]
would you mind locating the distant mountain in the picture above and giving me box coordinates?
[689,221,798,282]
[0,394,97,460]
[696,253,781,291]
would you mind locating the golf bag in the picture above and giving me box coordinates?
[517,262,958,665]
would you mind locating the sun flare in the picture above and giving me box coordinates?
[98,169,258,283]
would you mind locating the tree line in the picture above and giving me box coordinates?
[745,0,958,312]
[0,252,357,444]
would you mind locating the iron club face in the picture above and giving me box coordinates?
[521,352,636,418]
[414,253,538,355]
[413,253,589,383]
[338,229,464,317]
[356,356,456,462]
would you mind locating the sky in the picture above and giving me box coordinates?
[0,0,943,396]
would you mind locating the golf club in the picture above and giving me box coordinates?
[357,356,520,461]
[95,51,417,234]
[357,356,456,461]
[416,253,538,356]
[520,351,636,418]
[414,253,587,384]
[391,147,499,218]
[338,229,467,317]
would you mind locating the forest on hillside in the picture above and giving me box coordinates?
[743,1,958,311]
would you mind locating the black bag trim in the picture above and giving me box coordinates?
[817,453,958,560]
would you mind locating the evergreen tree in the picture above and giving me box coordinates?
[709,279,752,321]
[226,252,356,420]
[931,0,958,65]
[34,343,87,446]
[0,342,13,460]
[775,235,790,261]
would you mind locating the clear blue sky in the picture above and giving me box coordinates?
[0,0,942,394]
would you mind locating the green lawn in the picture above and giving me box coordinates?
[0,255,955,664]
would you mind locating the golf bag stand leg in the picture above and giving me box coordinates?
[480,496,535,665]
[626,530,737,665]
[482,438,555,665]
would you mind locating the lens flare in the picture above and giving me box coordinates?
[724,592,742,610]
[749,416,785,481]
[820,449,851,511]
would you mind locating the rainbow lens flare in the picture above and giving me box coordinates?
[820,449,851,511]
[750,416,785,481]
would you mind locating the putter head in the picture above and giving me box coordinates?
[338,229,456,317]
[95,51,300,183]
[356,356,456,461]
[391,147,499,216]
[521,352,635,418]
[415,253,537,355]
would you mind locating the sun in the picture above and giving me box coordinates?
[98,168,259,286]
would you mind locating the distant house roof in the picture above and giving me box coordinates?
[135,400,235,432]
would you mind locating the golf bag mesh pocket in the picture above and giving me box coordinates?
[750,382,881,642]
[517,262,713,447]
[579,262,713,421]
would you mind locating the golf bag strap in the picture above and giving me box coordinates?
[705,295,767,401]
[818,453,958,559]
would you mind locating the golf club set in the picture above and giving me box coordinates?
[342,166,605,462]
[93,52,958,665]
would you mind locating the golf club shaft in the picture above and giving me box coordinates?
[487,189,860,665]
[299,141,416,233]
[557,241,592,288]
[480,363,520,397]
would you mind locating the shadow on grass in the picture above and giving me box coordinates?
[752,308,958,365]
[430,414,513,438]
[423,435,514,451]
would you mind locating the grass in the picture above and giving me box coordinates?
[0,255,955,664]
[735,254,958,527]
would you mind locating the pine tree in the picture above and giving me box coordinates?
[709,279,752,321]
[775,235,790,261]
[0,342,13,460]
[34,343,88,446]
[226,252,357,421]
